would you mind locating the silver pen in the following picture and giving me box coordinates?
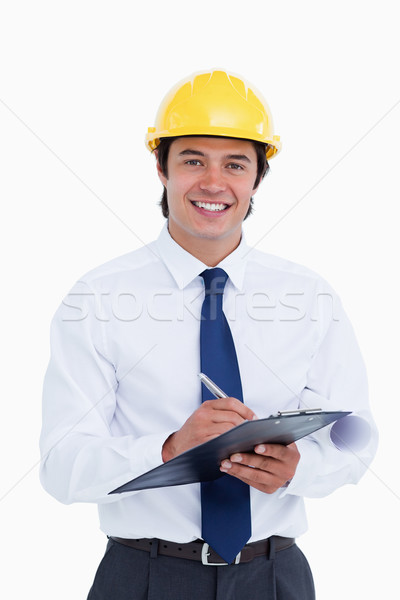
[198,372,228,398]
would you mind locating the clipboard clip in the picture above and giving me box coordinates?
[273,408,323,417]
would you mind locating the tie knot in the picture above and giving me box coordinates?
[200,268,229,296]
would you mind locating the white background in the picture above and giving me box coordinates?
[1,1,399,597]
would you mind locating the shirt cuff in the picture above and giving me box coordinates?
[128,430,175,475]
[278,436,324,498]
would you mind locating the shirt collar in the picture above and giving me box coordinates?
[155,222,249,291]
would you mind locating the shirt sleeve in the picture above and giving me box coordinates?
[280,287,378,499]
[39,280,172,505]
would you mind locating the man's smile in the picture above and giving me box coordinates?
[190,200,230,213]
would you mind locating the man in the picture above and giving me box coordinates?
[40,69,378,599]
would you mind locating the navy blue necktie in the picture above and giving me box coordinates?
[200,268,251,564]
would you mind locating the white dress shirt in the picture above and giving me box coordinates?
[40,223,378,543]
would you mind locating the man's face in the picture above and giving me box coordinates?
[157,136,259,256]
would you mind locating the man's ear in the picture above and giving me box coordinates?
[155,150,168,187]
[252,182,261,195]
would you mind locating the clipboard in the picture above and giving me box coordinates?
[109,409,350,494]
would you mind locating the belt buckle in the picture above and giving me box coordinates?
[201,543,241,566]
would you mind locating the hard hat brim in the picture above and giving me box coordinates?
[146,131,281,159]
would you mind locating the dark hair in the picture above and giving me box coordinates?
[155,136,270,219]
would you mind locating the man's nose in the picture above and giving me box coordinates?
[199,166,227,194]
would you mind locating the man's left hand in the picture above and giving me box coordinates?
[220,443,300,494]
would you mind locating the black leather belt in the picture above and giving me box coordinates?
[110,536,295,565]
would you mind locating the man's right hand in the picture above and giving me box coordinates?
[161,398,257,462]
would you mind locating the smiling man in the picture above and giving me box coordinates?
[40,69,378,599]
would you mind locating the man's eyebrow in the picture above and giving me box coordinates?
[226,154,251,163]
[178,149,252,163]
[178,149,205,157]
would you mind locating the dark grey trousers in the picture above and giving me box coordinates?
[87,537,315,600]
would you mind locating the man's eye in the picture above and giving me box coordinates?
[185,160,202,166]
[227,163,244,170]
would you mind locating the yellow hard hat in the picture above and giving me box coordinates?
[146,69,281,160]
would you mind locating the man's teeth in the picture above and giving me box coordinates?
[193,201,228,211]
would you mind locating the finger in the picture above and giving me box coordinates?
[203,397,257,421]
[229,452,277,474]
[254,443,289,460]
[209,410,253,427]
[220,460,282,492]
[227,450,297,483]
[201,422,247,439]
